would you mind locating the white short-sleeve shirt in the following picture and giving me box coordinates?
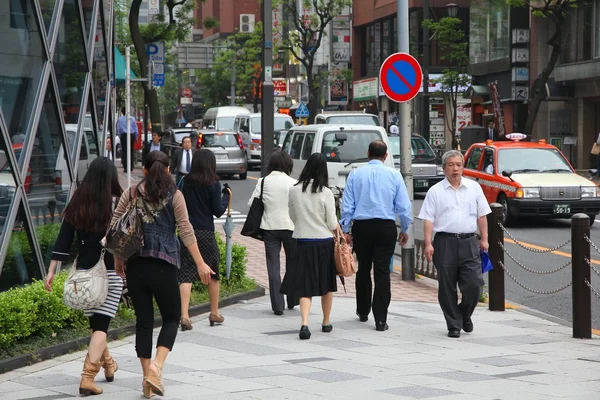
[418,177,491,233]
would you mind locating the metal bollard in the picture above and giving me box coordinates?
[488,203,505,311]
[571,213,592,339]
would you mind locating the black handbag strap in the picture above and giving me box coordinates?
[259,177,265,202]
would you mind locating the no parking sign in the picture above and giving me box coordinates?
[379,53,423,103]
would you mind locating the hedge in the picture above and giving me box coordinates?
[0,233,249,349]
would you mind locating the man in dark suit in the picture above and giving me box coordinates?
[170,136,196,183]
[487,121,504,141]
[142,132,168,162]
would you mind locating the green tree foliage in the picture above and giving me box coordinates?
[422,17,471,136]
[505,0,578,136]
[197,23,264,108]
[276,0,352,121]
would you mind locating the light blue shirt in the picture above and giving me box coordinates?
[150,142,161,153]
[116,115,138,138]
[340,160,412,234]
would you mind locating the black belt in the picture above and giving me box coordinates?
[436,232,476,239]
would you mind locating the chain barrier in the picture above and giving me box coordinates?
[584,235,600,256]
[498,261,573,294]
[585,279,600,300]
[499,242,571,275]
[498,221,571,253]
[584,257,600,278]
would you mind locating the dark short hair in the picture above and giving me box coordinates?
[488,120,494,125]
[182,136,192,145]
[267,149,293,175]
[368,140,387,159]
[121,107,126,115]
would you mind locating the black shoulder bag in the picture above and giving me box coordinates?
[241,177,265,240]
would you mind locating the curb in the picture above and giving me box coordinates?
[0,287,265,374]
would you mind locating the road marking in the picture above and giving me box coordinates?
[248,176,259,181]
[504,238,600,265]
[214,208,247,225]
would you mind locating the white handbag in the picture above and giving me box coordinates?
[63,250,109,310]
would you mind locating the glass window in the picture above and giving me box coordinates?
[465,147,483,169]
[482,148,494,174]
[324,115,379,125]
[1,0,45,164]
[80,137,88,160]
[290,132,305,159]
[497,148,571,174]
[470,0,510,63]
[0,203,42,291]
[202,133,238,148]
[411,136,436,162]
[321,130,382,163]
[93,7,109,133]
[250,117,294,133]
[0,135,17,242]
[85,129,98,155]
[301,133,315,160]
[216,116,236,130]
[409,10,421,58]
[38,0,57,33]
[81,0,94,38]
[282,131,293,153]
[239,118,249,133]
[54,0,88,142]
[373,22,382,71]
[382,20,390,59]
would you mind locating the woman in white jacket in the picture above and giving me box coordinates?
[248,150,299,314]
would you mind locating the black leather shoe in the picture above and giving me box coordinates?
[375,322,389,331]
[299,325,311,340]
[448,329,461,338]
[356,312,368,322]
[274,310,283,316]
[322,324,333,333]
[462,318,473,333]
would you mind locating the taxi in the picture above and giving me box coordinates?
[463,133,600,226]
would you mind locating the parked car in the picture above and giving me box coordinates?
[314,112,380,126]
[388,134,444,192]
[166,127,197,145]
[463,133,600,226]
[85,113,120,158]
[55,124,99,203]
[233,113,295,167]
[198,131,248,180]
[202,106,250,130]
[281,125,393,190]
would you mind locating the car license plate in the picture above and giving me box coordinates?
[553,204,570,214]
[414,180,429,188]
[216,154,228,160]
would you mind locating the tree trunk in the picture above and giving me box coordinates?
[307,71,319,124]
[129,0,162,134]
[523,20,564,137]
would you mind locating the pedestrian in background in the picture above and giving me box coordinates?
[281,153,338,340]
[179,149,230,330]
[340,140,412,332]
[142,132,167,162]
[113,151,214,397]
[117,107,138,172]
[105,137,114,162]
[248,150,299,315]
[418,150,490,338]
[170,136,195,184]
[45,157,123,396]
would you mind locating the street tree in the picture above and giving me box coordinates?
[505,0,578,136]
[277,0,352,121]
[422,17,470,140]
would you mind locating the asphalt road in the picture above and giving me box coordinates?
[223,171,600,330]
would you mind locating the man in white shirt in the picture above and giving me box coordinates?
[418,150,491,338]
[105,137,114,161]
[170,136,196,183]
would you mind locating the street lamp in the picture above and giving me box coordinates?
[446,3,459,17]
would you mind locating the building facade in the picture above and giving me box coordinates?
[0,0,113,290]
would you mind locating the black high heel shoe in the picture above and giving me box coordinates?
[299,325,311,340]
[322,324,333,333]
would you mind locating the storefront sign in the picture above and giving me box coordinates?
[353,77,378,101]
[456,102,471,135]
[511,86,529,101]
[329,63,348,105]
[420,74,471,93]
[512,48,529,63]
[489,81,506,137]
[512,29,530,44]
[512,67,529,83]
[273,79,288,96]
[332,15,351,62]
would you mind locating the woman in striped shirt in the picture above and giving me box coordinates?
[45,157,124,396]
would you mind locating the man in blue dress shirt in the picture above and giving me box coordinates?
[117,107,138,172]
[340,140,412,332]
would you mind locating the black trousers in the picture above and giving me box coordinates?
[263,230,298,312]
[352,219,397,324]
[433,235,484,331]
[120,134,136,172]
[126,257,181,359]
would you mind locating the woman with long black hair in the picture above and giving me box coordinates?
[280,153,338,340]
[178,149,230,330]
[45,157,123,396]
[112,151,214,398]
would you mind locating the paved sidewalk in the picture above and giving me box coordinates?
[3,297,600,400]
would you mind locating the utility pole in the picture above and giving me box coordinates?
[398,0,415,281]
[261,0,275,177]
[231,55,236,106]
[422,0,430,143]
[126,46,132,188]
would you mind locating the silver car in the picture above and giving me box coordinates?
[199,131,248,180]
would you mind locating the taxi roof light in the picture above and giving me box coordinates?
[538,138,547,144]
[505,133,527,142]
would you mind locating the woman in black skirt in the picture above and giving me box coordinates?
[281,153,338,339]
[178,149,230,330]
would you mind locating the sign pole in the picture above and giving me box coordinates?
[126,45,131,189]
[261,0,275,177]
[398,0,415,280]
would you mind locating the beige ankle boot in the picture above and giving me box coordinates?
[100,347,118,382]
[79,354,103,396]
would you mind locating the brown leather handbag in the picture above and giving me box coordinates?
[334,225,356,277]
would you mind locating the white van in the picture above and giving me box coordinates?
[55,124,99,203]
[281,125,393,190]
[314,112,380,126]
[234,113,295,166]
[202,106,250,131]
